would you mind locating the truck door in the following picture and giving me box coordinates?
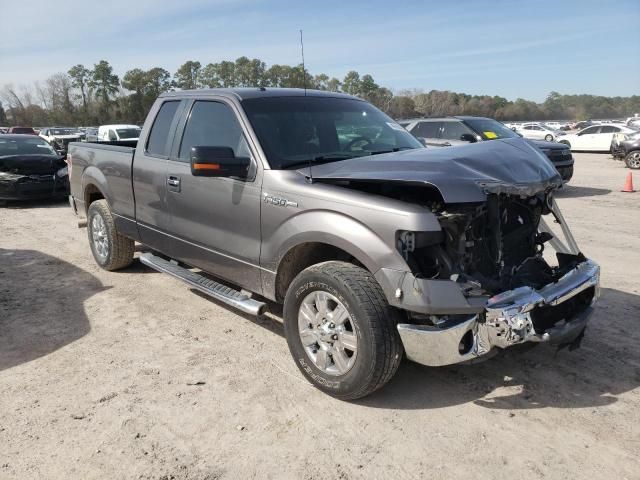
[132,99,184,253]
[164,99,263,293]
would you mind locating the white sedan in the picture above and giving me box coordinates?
[560,124,637,152]
[516,123,564,142]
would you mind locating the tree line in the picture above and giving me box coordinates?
[1,57,639,127]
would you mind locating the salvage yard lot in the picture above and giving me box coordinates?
[1,153,639,480]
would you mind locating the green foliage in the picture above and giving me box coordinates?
[2,56,639,127]
[173,61,201,90]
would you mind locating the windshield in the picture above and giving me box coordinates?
[463,118,520,141]
[50,128,78,135]
[116,128,141,139]
[11,127,35,134]
[242,97,422,169]
[0,136,58,156]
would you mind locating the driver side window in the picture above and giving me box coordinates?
[179,101,250,162]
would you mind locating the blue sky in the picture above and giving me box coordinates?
[1,0,638,102]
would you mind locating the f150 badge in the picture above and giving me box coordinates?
[263,193,298,208]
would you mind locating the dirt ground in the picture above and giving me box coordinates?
[1,153,639,480]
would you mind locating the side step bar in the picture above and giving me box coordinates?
[139,252,266,316]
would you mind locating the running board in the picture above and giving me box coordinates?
[139,252,266,316]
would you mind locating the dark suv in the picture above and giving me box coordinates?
[400,116,574,182]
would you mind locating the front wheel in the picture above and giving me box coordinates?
[283,261,404,400]
[625,151,640,169]
[87,199,135,271]
[545,134,554,142]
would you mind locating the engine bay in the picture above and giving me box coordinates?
[396,192,586,297]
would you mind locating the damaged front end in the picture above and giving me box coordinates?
[391,193,599,367]
[0,167,69,200]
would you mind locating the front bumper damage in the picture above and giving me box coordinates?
[397,259,599,366]
[0,170,69,200]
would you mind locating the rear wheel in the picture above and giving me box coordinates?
[87,199,134,271]
[625,151,640,169]
[559,140,571,149]
[283,261,403,400]
[545,134,554,142]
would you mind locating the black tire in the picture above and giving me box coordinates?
[87,199,134,271]
[625,150,640,169]
[545,134,553,142]
[559,140,571,149]
[283,261,403,400]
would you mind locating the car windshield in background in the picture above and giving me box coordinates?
[116,128,141,139]
[464,118,520,141]
[0,136,58,156]
[242,97,422,169]
[50,128,78,135]
[11,127,34,134]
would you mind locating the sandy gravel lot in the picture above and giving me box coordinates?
[1,153,639,480]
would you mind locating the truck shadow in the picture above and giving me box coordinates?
[0,248,107,371]
[359,287,639,411]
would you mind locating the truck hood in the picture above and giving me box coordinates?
[0,154,66,175]
[298,138,562,203]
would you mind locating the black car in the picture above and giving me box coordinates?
[0,134,69,201]
[401,116,574,182]
[611,130,640,169]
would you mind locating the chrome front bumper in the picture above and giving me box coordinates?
[397,259,600,367]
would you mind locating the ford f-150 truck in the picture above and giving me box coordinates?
[68,88,600,400]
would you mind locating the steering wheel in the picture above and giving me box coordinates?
[345,136,373,152]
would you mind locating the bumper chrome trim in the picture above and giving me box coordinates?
[397,260,600,367]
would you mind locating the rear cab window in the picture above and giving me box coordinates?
[146,101,181,157]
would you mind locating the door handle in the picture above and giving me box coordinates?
[167,175,181,192]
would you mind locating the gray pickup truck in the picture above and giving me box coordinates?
[68,88,600,400]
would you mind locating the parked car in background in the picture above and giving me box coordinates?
[0,127,8,134]
[84,127,99,142]
[7,126,37,135]
[97,124,141,142]
[39,127,83,153]
[572,121,593,131]
[0,134,69,201]
[611,130,640,169]
[401,116,574,181]
[560,124,637,152]
[515,123,565,142]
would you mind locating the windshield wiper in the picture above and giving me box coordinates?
[367,147,415,155]
[284,153,355,170]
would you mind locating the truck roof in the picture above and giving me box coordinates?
[159,87,359,101]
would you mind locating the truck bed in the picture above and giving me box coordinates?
[68,142,137,221]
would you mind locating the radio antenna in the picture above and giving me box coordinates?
[300,29,307,96]
[300,29,313,183]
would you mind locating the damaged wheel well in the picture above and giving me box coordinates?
[275,242,364,302]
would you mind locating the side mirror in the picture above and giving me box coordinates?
[460,133,477,143]
[190,146,250,178]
